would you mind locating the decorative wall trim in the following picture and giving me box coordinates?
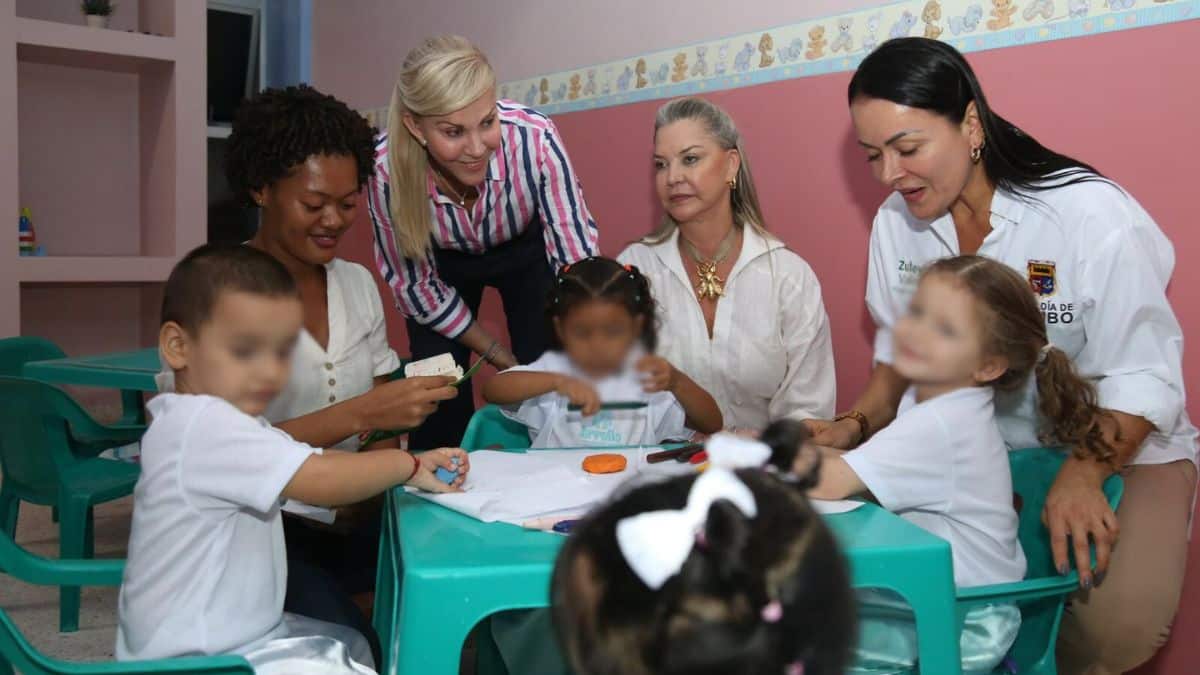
[360,0,1195,126]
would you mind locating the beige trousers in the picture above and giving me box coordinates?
[1057,459,1197,675]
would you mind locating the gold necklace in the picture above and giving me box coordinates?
[432,166,474,207]
[679,228,737,300]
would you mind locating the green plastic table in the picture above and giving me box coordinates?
[22,348,160,393]
[22,348,159,425]
[374,451,963,675]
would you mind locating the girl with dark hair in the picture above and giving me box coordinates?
[812,37,1195,674]
[483,256,722,447]
[552,434,855,675]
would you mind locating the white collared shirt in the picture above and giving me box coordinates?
[866,177,1197,466]
[619,226,836,431]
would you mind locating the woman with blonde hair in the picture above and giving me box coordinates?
[619,97,836,431]
[367,35,599,447]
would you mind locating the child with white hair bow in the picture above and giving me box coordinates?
[551,432,856,675]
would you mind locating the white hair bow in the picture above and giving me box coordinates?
[616,433,772,590]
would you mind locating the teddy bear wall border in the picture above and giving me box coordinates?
[360,0,1194,127]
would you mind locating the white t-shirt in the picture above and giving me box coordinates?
[116,393,317,660]
[156,258,400,524]
[618,226,836,431]
[865,179,1197,466]
[844,387,1026,588]
[499,350,692,448]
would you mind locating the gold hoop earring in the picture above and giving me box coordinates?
[727,179,737,190]
[970,146,982,163]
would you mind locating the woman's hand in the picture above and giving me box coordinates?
[1042,457,1119,589]
[636,355,677,393]
[357,376,458,431]
[408,446,472,487]
[556,376,601,416]
[801,418,862,449]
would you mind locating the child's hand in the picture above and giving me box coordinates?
[405,447,469,493]
[419,447,470,488]
[556,376,601,416]
[636,355,677,393]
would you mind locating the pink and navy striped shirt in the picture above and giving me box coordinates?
[367,100,598,339]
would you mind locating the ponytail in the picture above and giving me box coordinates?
[920,256,1120,467]
[386,36,497,260]
[1035,346,1118,467]
[760,419,822,489]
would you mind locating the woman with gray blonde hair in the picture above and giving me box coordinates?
[619,97,836,430]
[367,35,599,448]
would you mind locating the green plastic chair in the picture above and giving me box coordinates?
[0,337,66,378]
[951,448,1124,675]
[1,337,145,427]
[0,529,253,674]
[0,376,144,633]
[460,405,532,450]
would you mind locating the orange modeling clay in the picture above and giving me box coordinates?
[582,453,627,474]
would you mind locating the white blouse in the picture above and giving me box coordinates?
[262,258,401,451]
[618,226,836,432]
[158,258,401,448]
[865,179,1197,466]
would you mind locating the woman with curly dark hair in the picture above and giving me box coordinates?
[219,84,463,664]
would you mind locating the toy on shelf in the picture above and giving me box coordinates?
[17,207,45,257]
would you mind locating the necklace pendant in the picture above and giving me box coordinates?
[695,261,725,300]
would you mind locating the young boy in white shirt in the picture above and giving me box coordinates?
[116,243,468,674]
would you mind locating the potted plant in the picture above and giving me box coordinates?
[80,0,115,29]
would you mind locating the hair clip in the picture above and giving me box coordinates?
[1037,342,1055,365]
[761,600,783,623]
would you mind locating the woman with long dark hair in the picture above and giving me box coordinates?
[809,38,1195,674]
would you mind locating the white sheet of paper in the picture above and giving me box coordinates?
[282,500,336,524]
[407,449,694,525]
[810,499,866,514]
[408,449,865,524]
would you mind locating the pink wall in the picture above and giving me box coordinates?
[312,0,881,109]
[325,18,1200,673]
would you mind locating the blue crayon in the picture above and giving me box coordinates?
[552,519,579,534]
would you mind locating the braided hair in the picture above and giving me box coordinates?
[225,84,377,206]
[546,257,658,352]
